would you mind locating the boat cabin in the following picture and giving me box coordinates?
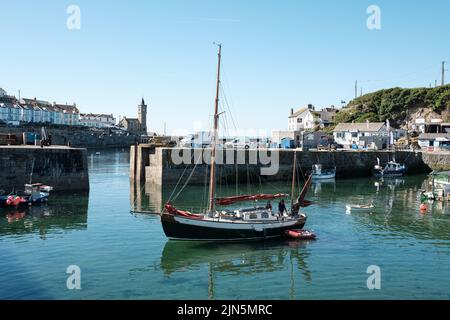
[384,162,404,171]
[216,207,286,221]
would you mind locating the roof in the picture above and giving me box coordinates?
[289,107,309,118]
[54,103,79,114]
[418,133,450,141]
[119,117,139,125]
[80,113,114,118]
[333,122,386,132]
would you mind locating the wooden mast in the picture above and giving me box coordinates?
[291,150,297,206]
[208,44,222,212]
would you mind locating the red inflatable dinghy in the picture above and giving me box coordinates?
[285,229,316,240]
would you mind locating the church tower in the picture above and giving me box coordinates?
[138,97,147,134]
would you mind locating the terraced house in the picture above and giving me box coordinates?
[0,88,81,126]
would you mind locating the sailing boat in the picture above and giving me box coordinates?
[160,45,312,241]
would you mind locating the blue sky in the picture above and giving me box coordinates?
[1,0,449,134]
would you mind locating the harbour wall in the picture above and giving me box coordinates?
[130,146,448,187]
[0,146,90,192]
[0,125,139,148]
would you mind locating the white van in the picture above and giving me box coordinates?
[179,131,213,148]
[225,137,258,149]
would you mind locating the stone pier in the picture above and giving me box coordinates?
[129,147,449,187]
[0,145,89,192]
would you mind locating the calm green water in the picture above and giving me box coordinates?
[1,149,449,300]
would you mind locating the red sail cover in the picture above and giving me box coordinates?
[298,175,313,207]
[215,193,289,206]
[164,203,204,220]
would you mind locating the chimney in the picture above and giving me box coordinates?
[366,119,370,129]
[290,108,294,116]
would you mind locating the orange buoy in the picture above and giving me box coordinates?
[419,203,428,213]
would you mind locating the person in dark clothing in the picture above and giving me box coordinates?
[278,200,287,217]
[266,201,272,211]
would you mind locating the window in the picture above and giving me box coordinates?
[351,132,358,138]
[262,212,269,219]
[249,213,257,219]
[297,118,302,123]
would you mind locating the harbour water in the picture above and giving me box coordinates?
[1,149,449,300]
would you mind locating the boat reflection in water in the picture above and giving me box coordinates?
[350,176,450,241]
[160,240,312,299]
[1,192,89,239]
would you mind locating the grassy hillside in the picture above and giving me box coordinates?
[334,84,450,128]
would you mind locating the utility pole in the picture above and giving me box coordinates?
[355,80,358,99]
[360,87,363,97]
[435,80,438,88]
[442,61,446,86]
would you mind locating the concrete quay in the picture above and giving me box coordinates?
[130,146,450,187]
[0,145,89,192]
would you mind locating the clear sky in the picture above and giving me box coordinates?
[1,0,449,135]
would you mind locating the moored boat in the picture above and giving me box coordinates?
[345,204,375,213]
[373,158,406,177]
[0,183,53,207]
[284,229,316,240]
[311,164,336,180]
[160,45,313,242]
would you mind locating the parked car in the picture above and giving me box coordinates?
[225,137,257,149]
[317,139,343,151]
[330,142,344,150]
[179,131,213,148]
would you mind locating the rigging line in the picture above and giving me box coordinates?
[358,64,437,83]
[171,161,200,202]
[168,161,191,202]
[259,174,285,194]
[235,157,239,195]
[246,162,251,195]
[169,149,203,202]
[220,82,238,130]
[204,165,209,211]
[130,179,146,211]
[221,67,239,128]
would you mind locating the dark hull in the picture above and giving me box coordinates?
[373,169,406,178]
[161,214,306,242]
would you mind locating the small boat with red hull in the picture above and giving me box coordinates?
[0,183,53,207]
[285,229,316,240]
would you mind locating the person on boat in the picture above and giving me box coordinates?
[278,200,287,217]
[266,201,272,211]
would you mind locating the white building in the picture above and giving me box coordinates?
[1,88,117,128]
[333,122,388,149]
[288,105,320,131]
[20,104,34,123]
[288,105,339,131]
[54,103,80,126]
[0,94,21,125]
[80,113,116,128]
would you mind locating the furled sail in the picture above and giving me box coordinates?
[215,193,289,206]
